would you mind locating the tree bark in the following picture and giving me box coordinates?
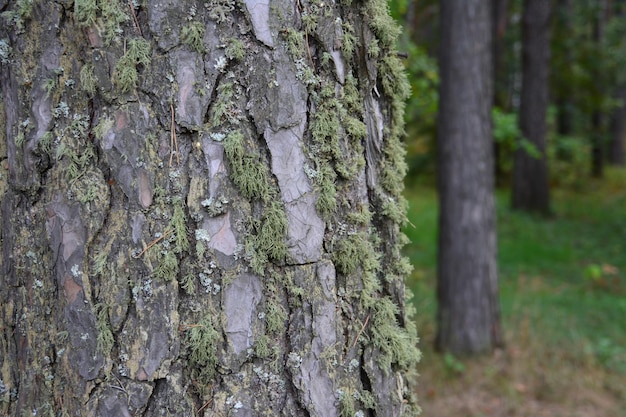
[609,87,626,166]
[492,0,509,184]
[0,1,420,416]
[436,0,502,356]
[512,0,551,214]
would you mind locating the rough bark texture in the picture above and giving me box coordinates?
[0,1,420,416]
[512,0,551,213]
[436,0,502,356]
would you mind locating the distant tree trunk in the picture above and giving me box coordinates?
[512,0,551,214]
[0,1,420,416]
[493,0,509,184]
[591,1,608,178]
[608,2,626,167]
[554,0,574,137]
[609,87,626,166]
[436,0,502,356]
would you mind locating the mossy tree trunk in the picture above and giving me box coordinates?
[0,0,419,416]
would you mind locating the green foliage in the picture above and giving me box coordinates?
[113,37,151,93]
[185,315,220,384]
[181,21,206,53]
[404,175,626,379]
[443,352,465,375]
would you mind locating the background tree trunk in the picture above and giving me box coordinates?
[609,87,626,165]
[0,1,420,416]
[436,0,502,356]
[512,0,551,214]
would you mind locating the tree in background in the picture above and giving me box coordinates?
[512,0,552,213]
[0,1,420,415]
[436,0,502,355]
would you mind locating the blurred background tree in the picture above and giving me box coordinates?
[393,0,626,414]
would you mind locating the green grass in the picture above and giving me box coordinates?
[404,167,626,374]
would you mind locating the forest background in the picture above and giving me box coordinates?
[393,0,626,416]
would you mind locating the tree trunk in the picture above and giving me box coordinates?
[0,1,420,416]
[609,87,626,166]
[591,0,608,178]
[492,0,509,185]
[554,0,573,137]
[436,0,502,356]
[512,0,551,214]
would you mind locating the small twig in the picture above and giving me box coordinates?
[132,229,172,259]
[352,314,370,348]
[169,102,180,167]
[197,398,213,413]
[128,1,143,36]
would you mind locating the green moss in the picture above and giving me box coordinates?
[170,198,190,254]
[339,389,356,417]
[254,200,288,262]
[113,37,151,93]
[282,27,305,59]
[346,204,372,225]
[381,195,408,224]
[94,116,114,140]
[370,297,421,373]
[359,390,376,410]
[223,130,272,202]
[153,250,179,281]
[181,271,196,295]
[364,0,402,49]
[100,0,130,45]
[255,334,271,358]
[341,21,358,58]
[79,62,97,96]
[181,21,205,53]
[185,314,220,384]
[93,251,108,276]
[333,232,379,277]
[43,79,57,98]
[225,38,245,61]
[74,0,98,27]
[37,131,54,156]
[210,81,236,127]
[1,0,33,32]
[265,298,287,334]
[95,303,114,355]
[315,164,337,217]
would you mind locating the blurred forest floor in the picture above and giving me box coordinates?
[404,168,626,417]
